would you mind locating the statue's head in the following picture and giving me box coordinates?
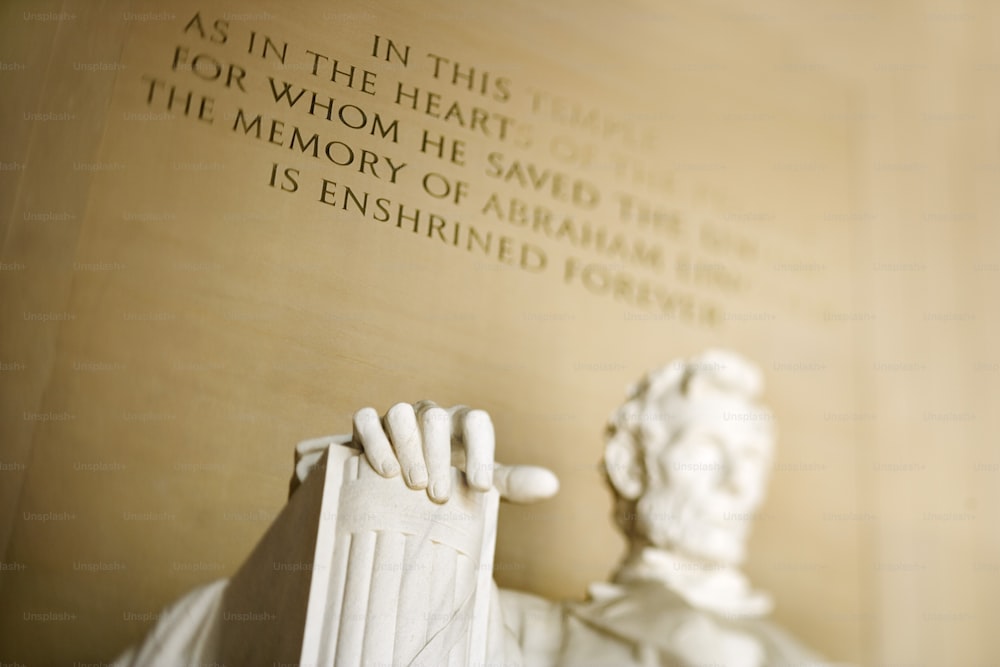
[603,350,775,567]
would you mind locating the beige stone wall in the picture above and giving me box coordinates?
[0,0,995,664]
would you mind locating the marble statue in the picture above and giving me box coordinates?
[114,350,840,666]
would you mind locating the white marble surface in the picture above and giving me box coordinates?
[116,351,844,666]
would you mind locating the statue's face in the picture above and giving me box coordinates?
[635,421,770,565]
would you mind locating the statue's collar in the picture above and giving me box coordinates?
[605,547,773,619]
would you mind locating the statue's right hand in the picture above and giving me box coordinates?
[352,401,558,505]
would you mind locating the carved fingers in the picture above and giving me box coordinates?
[351,401,495,503]
[383,403,427,490]
[415,401,451,503]
[353,407,399,478]
[448,405,496,492]
[350,401,559,505]
[491,464,560,504]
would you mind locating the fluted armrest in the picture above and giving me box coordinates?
[217,441,500,666]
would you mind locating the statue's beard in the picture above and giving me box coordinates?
[635,486,748,565]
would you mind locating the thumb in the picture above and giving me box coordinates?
[492,464,560,504]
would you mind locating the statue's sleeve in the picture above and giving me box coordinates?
[498,587,566,666]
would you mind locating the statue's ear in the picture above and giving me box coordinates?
[604,432,645,500]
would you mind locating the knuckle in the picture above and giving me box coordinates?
[465,409,493,429]
[353,407,379,429]
[413,399,438,413]
[421,407,450,429]
[386,402,415,423]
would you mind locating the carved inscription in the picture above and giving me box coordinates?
[132,11,831,327]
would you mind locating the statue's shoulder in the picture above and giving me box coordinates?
[112,579,227,666]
